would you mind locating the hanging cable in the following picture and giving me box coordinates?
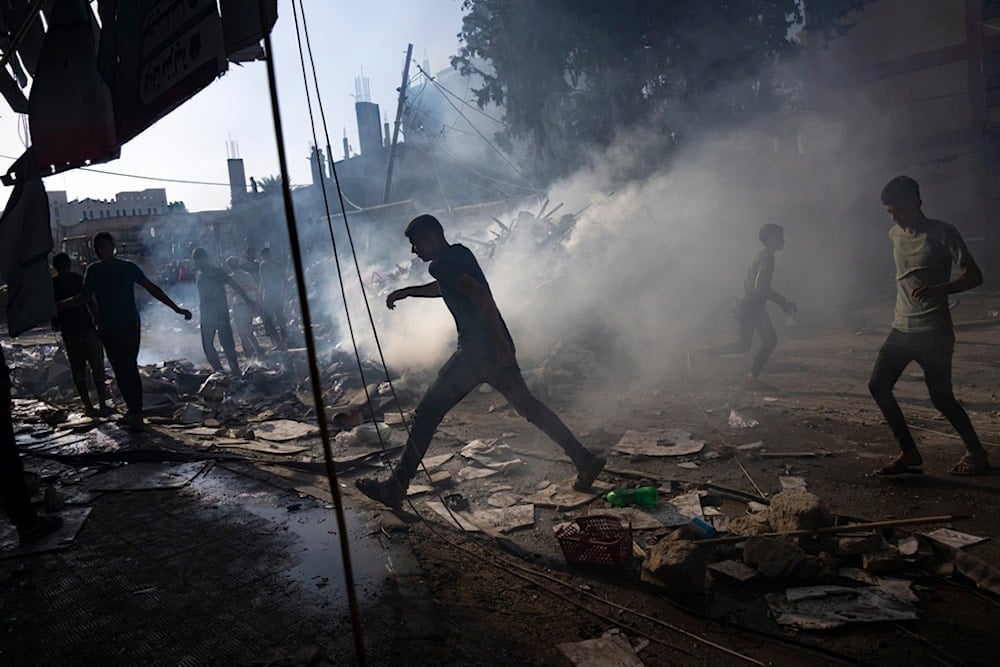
[258,6,367,665]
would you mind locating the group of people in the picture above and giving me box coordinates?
[50,236,291,433]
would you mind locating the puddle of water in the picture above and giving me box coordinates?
[190,466,389,606]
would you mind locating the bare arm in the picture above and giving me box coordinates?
[139,277,192,319]
[386,281,440,309]
[452,274,515,366]
[225,276,256,306]
[913,257,983,301]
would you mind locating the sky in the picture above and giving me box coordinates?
[0,0,468,212]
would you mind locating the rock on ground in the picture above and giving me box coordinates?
[766,490,833,534]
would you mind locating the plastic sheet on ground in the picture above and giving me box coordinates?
[612,429,705,457]
[651,490,705,527]
[765,584,918,629]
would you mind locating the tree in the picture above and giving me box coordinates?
[256,174,285,197]
[452,0,872,180]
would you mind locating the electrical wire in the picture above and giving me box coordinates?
[0,152,236,187]
[257,7,367,665]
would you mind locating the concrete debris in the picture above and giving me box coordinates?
[834,533,886,557]
[742,537,806,579]
[708,559,758,583]
[896,535,920,557]
[923,528,988,550]
[577,507,663,531]
[766,490,833,534]
[861,549,906,574]
[252,419,320,442]
[557,631,645,667]
[728,409,758,429]
[642,539,706,598]
[736,441,764,451]
[487,492,520,508]
[778,476,808,492]
[424,501,535,533]
[727,513,773,537]
[765,584,918,629]
[525,478,613,509]
[612,429,705,457]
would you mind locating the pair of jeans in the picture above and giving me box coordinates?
[869,328,982,452]
[200,308,239,373]
[99,320,142,415]
[392,347,593,488]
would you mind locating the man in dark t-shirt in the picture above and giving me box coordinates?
[52,253,110,417]
[192,247,254,375]
[355,214,606,509]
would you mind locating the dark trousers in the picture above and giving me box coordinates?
[707,303,777,377]
[62,328,107,404]
[100,320,142,415]
[231,305,261,359]
[869,329,982,452]
[262,299,286,342]
[200,308,239,373]
[1,353,36,530]
[393,348,591,487]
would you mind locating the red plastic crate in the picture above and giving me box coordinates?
[556,515,632,567]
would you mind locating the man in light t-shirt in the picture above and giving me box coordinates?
[870,175,989,476]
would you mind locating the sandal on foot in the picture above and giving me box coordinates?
[874,459,923,476]
[948,456,990,477]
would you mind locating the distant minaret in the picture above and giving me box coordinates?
[226,139,248,206]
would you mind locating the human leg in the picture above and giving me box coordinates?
[81,329,110,411]
[915,334,989,472]
[62,331,95,412]
[233,306,261,359]
[488,362,603,489]
[216,314,240,374]
[102,321,143,421]
[748,308,777,382]
[200,315,223,371]
[706,316,754,358]
[355,351,482,507]
[868,331,922,470]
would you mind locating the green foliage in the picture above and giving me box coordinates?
[453,0,872,179]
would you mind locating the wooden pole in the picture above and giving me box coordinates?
[695,514,969,546]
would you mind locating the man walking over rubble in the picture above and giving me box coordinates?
[258,247,288,351]
[57,232,192,433]
[355,214,605,509]
[704,223,796,390]
[51,253,111,417]
[225,257,262,360]
[870,176,990,476]
[192,248,255,375]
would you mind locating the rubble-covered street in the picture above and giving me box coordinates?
[3,293,1000,665]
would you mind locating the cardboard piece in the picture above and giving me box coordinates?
[0,507,92,558]
[253,419,320,442]
[613,429,705,457]
[766,585,918,629]
[557,633,644,667]
[424,501,535,533]
[924,528,988,550]
[85,461,209,491]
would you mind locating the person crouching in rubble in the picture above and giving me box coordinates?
[870,175,990,477]
[703,223,796,391]
[354,214,606,509]
[56,232,192,433]
[191,248,254,375]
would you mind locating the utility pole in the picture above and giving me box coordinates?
[382,43,413,205]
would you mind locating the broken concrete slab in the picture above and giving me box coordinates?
[743,537,806,579]
[766,585,918,629]
[708,559,758,583]
[253,419,320,442]
[835,532,886,557]
[612,429,705,457]
[85,462,210,491]
[424,501,535,533]
[423,453,453,470]
[924,528,988,550]
[487,492,520,508]
[642,539,705,598]
[766,490,832,534]
[557,633,645,667]
[0,507,92,558]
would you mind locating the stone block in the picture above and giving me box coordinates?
[742,537,806,579]
[642,539,706,598]
[766,490,833,534]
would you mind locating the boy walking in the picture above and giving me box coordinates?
[191,248,254,374]
[705,223,796,390]
[355,215,605,508]
[870,176,989,476]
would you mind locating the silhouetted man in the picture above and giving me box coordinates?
[58,232,191,433]
[52,252,111,417]
[0,345,63,543]
[705,223,796,390]
[258,247,287,351]
[192,248,254,375]
[871,175,989,476]
[225,256,262,360]
[355,214,605,508]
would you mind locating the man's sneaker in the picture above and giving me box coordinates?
[18,514,63,544]
[126,412,144,433]
[573,455,606,492]
[83,405,99,418]
[354,477,405,509]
